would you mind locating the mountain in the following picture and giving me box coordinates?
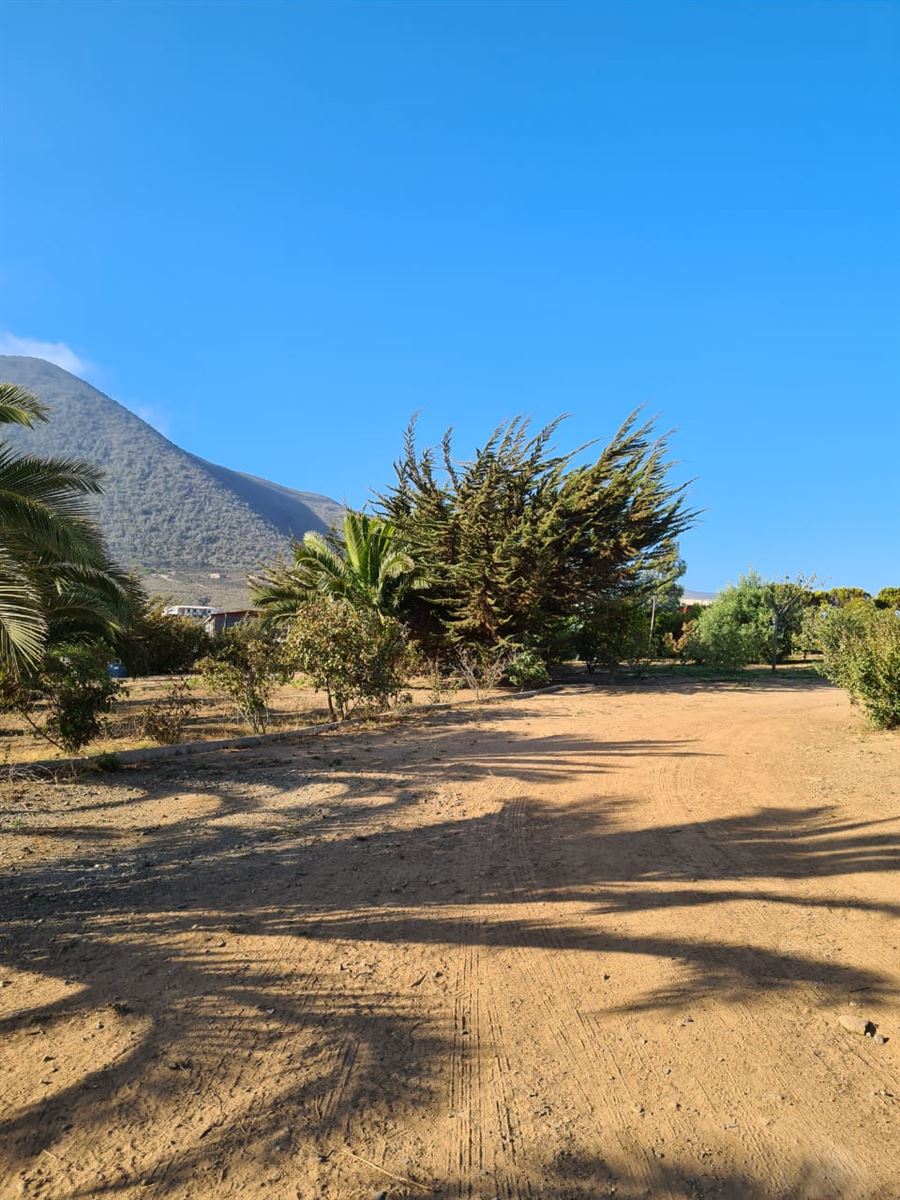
[0,356,343,606]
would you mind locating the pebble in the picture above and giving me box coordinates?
[839,1013,874,1036]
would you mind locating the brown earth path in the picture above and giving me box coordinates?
[1,679,898,1199]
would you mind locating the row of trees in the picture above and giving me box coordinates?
[675,573,899,727]
[3,377,896,749]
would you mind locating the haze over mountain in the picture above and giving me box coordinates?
[1,356,343,606]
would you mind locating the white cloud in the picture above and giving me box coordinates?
[0,331,92,377]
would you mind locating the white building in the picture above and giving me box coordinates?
[162,605,220,620]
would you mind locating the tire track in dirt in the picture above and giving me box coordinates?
[644,691,899,1196]
[490,785,682,1198]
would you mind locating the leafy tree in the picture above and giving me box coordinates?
[378,412,694,648]
[198,621,291,733]
[120,601,213,675]
[685,573,811,671]
[0,382,135,671]
[252,510,424,621]
[874,587,900,612]
[762,576,815,670]
[285,598,413,720]
[825,587,872,607]
[0,642,123,754]
[684,574,770,670]
[793,605,827,661]
[815,605,900,728]
[573,599,651,673]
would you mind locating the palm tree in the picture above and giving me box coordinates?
[0,382,134,671]
[252,510,424,622]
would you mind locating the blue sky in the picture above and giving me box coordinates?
[1,0,898,592]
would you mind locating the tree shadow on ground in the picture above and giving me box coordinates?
[0,701,896,1196]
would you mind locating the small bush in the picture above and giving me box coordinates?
[95,752,122,771]
[456,646,511,699]
[506,648,551,690]
[684,619,756,672]
[422,657,462,704]
[286,599,413,720]
[572,601,649,673]
[0,644,123,754]
[140,678,199,744]
[198,621,291,733]
[815,605,900,728]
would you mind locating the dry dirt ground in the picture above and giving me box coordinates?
[0,677,500,765]
[1,678,898,1200]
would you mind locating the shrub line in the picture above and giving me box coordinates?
[10,684,566,776]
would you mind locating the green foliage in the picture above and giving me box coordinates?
[649,607,689,657]
[683,617,754,672]
[198,621,291,733]
[793,606,827,661]
[121,602,213,675]
[572,600,650,673]
[1,643,123,754]
[684,573,811,671]
[140,678,199,744]
[0,380,137,671]
[253,510,424,621]
[1,355,343,574]
[378,412,693,648]
[815,605,900,728]
[285,598,413,720]
[506,648,551,690]
[94,751,122,771]
[824,587,872,608]
[875,587,900,612]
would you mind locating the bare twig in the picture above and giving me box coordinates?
[341,1146,438,1192]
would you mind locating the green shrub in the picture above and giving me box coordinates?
[0,644,123,754]
[95,752,122,771]
[815,605,900,728]
[285,599,413,720]
[121,604,213,676]
[198,621,291,733]
[572,600,649,673]
[506,648,551,690]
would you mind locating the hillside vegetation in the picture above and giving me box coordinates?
[0,357,343,590]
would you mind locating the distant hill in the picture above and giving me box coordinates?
[0,356,343,605]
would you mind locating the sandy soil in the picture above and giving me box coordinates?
[1,677,898,1199]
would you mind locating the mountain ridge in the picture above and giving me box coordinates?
[0,355,343,604]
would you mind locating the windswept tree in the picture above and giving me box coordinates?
[377,412,695,647]
[0,382,135,671]
[252,510,424,621]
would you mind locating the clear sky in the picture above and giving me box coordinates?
[1,0,898,593]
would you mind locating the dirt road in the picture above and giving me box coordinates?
[1,679,898,1199]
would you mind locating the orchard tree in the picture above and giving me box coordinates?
[875,587,900,612]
